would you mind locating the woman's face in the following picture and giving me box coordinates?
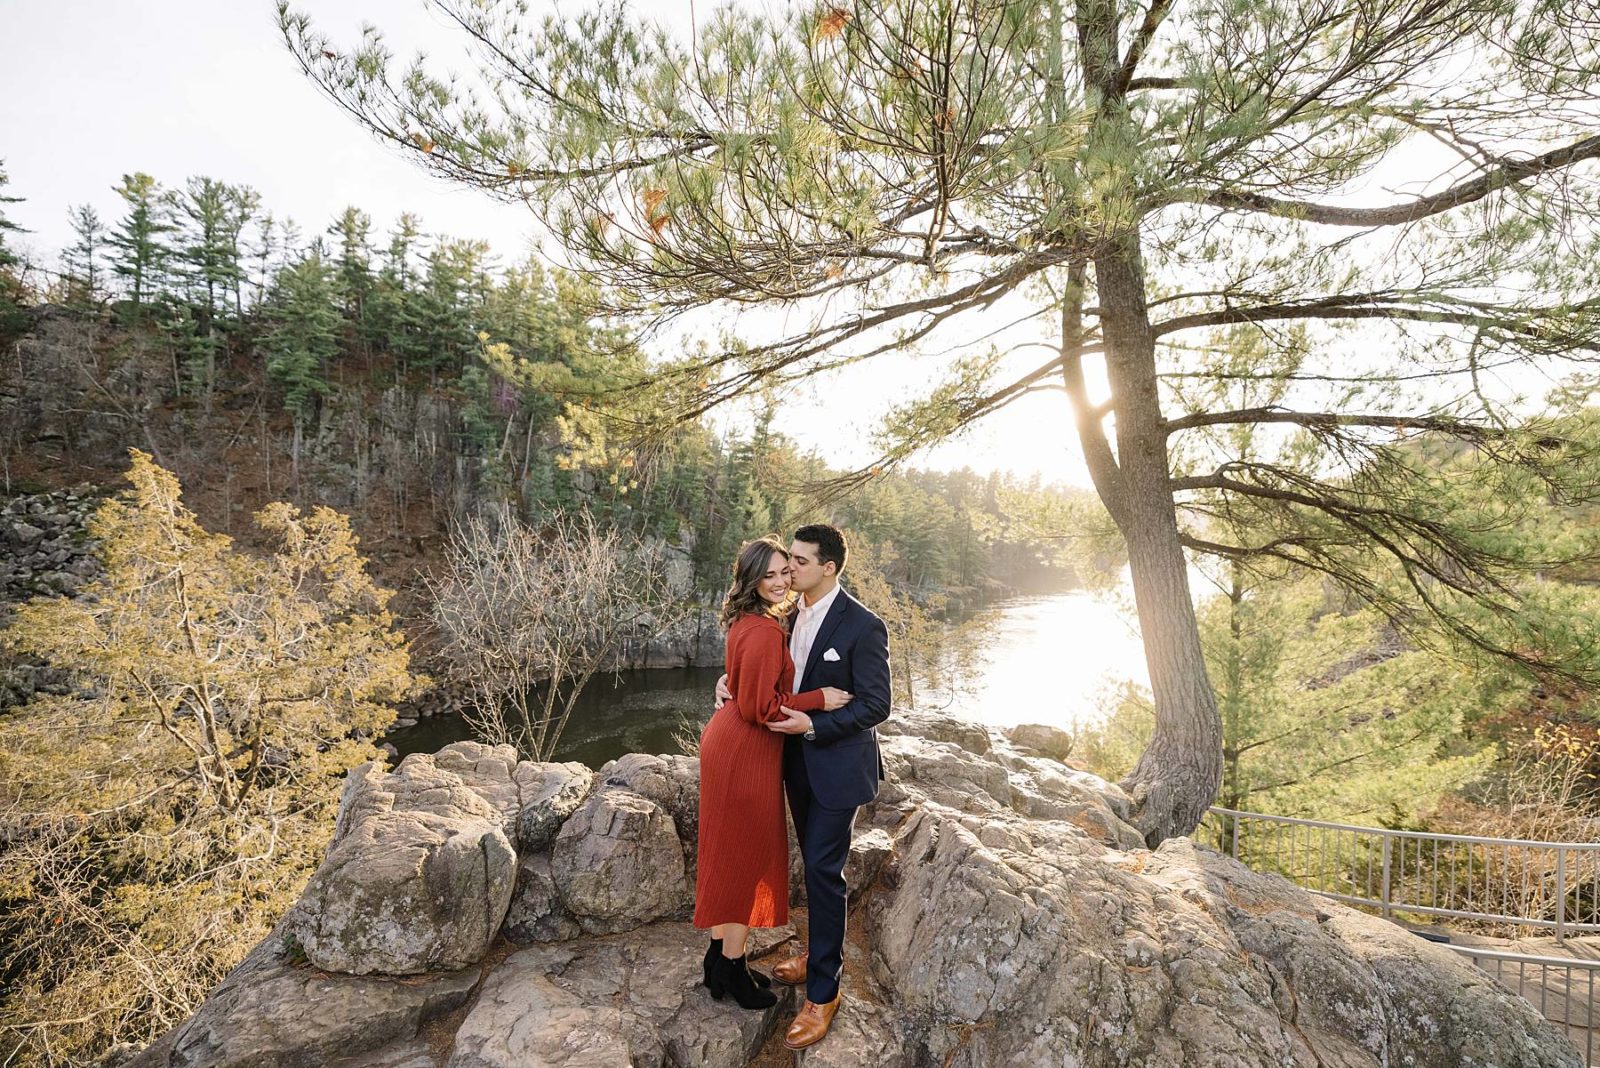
[756,550,792,605]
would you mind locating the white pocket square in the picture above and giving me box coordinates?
[822,647,841,662]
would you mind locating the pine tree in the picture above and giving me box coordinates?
[406,237,479,382]
[107,172,174,324]
[1080,562,1501,824]
[327,206,376,358]
[262,243,340,430]
[481,256,551,356]
[0,160,26,270]
[1205,565,1496,821]
[170,178,249,330]
[247,209,278,308]
[368,212,422,371]
[63,204,107,309]
[227,186,261,319]
[169,177,256,398]
[0,161,29,339]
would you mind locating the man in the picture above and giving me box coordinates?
[715,523,891,1049]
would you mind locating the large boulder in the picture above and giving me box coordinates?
[876,733,1014,814]
[282,755,517,975]
[425,741,590,848]
[1004,753,1144,850]
[597,752,702,847]
[551,785,689,934]
[1004,721,1075,762]
[514,760,595,852]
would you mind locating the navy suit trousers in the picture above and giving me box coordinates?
[784,734,857,1004]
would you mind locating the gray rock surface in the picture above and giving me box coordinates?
[514,761,594,852]
[122,926,479,1068]
[792,989,908,1068]
[503,853,581,944]
[550,784,690,934]
[597,752,702,850]
[334,1038,441,1068]
[446,923,794,1068]
[425,741,555,843]
[128,708,1585,1068]
[864,802,1578,1067]
[887,708,993,755]
[1005,721,1075,762]
[284,754,517,975]
[0,484,108,710]
[876,732,1014,813]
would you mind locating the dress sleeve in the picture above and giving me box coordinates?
[731,620,826,725]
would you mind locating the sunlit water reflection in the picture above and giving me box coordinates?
[910,591,1148,734]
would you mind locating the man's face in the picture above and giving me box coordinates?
[787,538,833,594]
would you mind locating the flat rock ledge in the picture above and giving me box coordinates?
[120,717,1583,1068]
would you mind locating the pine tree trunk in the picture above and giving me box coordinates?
[1097,239,1223,847]
[1063,0,1223,846]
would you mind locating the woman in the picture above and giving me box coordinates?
[694,536,851,1009]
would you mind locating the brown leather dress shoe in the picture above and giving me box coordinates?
[783,992,843,1049]
[772,951,808,986]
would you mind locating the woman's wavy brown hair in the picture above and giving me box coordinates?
[719,535,794,630]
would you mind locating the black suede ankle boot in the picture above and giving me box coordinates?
[702,937,722,993]
[704,937,770,990]
[709,952,778,1009]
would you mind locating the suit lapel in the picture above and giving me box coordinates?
[801,587,853,688]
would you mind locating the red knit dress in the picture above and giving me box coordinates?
[693,611,826,929]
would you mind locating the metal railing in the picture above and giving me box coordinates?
[1201,806,1600,1064]
[1201,807,1600,940]
[1445,945,1598,1065]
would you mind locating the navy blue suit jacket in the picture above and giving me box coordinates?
[788,586,891,809]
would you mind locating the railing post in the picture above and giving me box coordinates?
[1231,812,1241,860]
[1555,846,1566,945]
[1381,836,1393,919]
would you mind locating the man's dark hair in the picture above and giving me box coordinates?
[792,523,847,576]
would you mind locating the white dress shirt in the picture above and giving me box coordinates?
[789,582,841,687]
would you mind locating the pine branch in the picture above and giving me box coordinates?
[1175,133,1600,228]
[1163,407,1513,441]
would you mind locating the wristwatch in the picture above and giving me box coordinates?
[803,725,816,741]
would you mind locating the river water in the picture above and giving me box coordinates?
[384,588,1161,769]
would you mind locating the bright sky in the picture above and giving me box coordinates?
[0,0,1096,488]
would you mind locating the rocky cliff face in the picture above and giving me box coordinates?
[0,484,107,709]
[120,713,1580,1068]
